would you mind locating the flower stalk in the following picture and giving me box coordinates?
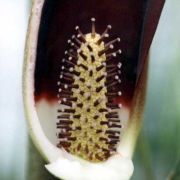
[27,139,58,180]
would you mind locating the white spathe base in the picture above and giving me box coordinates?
[45,152,134,180]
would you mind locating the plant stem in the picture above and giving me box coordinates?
[26,138,58,180]
[167,157,180,180]
[138,131,155,180]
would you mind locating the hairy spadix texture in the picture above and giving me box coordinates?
[57,26,123,162]
[44,18,132,179]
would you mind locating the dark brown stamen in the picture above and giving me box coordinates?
[97,25,111,45]
[96,86,103,92]
[65,50,77,59]
[106,49,122,58]
[85,145,89,154]
[73,114,81,119]
[91,55,95,63]
[107,81,119,88]
[94,99,100,107]
[60,75,74,82]
[109,124,122,128]
[96,65,105,71]
[89,70,93,77]
[58,120,73,125]
[60,101,72,107]
[58,89,73,95]
[57,126,72,131]
[106,72,118,78]
[107,67,117,74]
[62,72,74,78]
[106,91,122,97]
[106,113,118,118]
[72,35,82,45]
[107,140,119,145]
[58,132,71,138]
[80,91,84,96]
[77,103,83,108]
[96,129,103,133]
[65,97,77,102]
[94,115,99,120]
[79,78,85,83]
[108,135,120,139]
[99,108,108,112]
[99,137,108,142]
[106,103,120,109]
[105,130,120,135]
[58,141,71,148]
[77,143,81,151]
[87,44,93,51]
[91,18,96,38]
[109,119,120,123]
[62,58,76,66]
[64,109,76,113]
[79,51,87,60]
[96,75,105,82]
[98,44,114,56]
[71,42,79,50]
[68,137,77,141]
[79,64,88,70]
[100,121,108,125]
[57,114,70,119]
[95,154,104,161]
[75,26,86,42]
[105,38,121,48]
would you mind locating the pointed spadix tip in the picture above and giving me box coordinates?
[91,17,96,22]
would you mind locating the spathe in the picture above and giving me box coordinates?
[23,0,165,179]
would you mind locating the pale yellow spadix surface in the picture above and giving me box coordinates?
[67,33,110,162]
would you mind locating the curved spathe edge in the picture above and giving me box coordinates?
[118,56,149,158]
[23,0,61,162]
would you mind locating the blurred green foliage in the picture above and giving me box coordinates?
[132,1,180,179]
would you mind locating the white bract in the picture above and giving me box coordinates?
[46,152,133,180]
